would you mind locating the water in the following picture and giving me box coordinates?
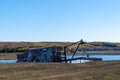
[0,60,17,64]
[0,55,120,64]
[68,55,120,61]
[87,55,120,61]
[67,55,120,63]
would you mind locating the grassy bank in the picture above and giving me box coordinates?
[0,53,19,60]
[0,61,120,80]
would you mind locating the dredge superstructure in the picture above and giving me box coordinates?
[17,40,102,63]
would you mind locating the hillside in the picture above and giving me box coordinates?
[0,41,120,53]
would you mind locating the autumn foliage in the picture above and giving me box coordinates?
[0,42,120,53]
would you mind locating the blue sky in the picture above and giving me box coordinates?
[0,0,120,42]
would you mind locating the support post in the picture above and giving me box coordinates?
[64,46,67,63]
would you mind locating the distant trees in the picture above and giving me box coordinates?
[0,42,69,53]
[0,42,120,53]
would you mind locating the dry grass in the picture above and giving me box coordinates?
[0,61,120,80]
[0,53,20,60]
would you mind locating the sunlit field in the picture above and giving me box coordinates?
[0,53,19,60]
[0,61,120,80]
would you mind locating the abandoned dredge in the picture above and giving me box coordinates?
[17,40,102,63]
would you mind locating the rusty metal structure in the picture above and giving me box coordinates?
[17,39,102,63]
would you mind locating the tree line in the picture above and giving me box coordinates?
[0,42,120,53]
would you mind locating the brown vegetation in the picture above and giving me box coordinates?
[0,61,119,80]
[0,41,120,53]
[0,53,18,60]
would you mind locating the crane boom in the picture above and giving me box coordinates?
[63,39,86,63]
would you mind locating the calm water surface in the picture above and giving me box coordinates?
[0,60,17,64]
[68,55,120,61]
[67,55,120,63]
